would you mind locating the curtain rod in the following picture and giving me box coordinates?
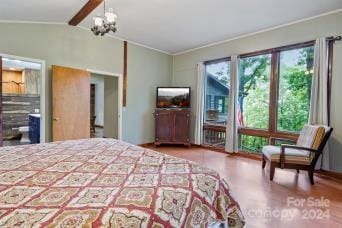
[327,35,342,42]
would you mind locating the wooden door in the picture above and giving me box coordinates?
[52,65,90,141]
[174,111,190,143]
[155,111,173,143]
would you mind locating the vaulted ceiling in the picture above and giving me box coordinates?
[1,0,341,54]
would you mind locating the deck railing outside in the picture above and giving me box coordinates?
[203,123,226,149]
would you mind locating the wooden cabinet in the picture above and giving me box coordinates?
[154,109,190,147]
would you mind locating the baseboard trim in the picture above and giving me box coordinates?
[138,142,155,147]
[316,169,342,182]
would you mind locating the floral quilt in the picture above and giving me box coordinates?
[0,138,245,227]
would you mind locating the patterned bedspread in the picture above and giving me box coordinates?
[0,138,244,227]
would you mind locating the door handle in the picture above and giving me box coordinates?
[53,117,60,121]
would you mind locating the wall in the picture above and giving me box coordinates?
[2,95,40,139]
[2,70,24,94]
[104,76,118,139]
[330,40,342,172]
[23,69,40,95]
[0,22,173,144]
[172,11,342,171]
[122,43,172,144]
[90,74,104,126]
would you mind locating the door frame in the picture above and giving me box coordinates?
[87,68,123,140]
[0,53,47,143]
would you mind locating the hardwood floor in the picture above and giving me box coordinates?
[146,145,342,228]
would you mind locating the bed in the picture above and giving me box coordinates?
[0,138,245,227]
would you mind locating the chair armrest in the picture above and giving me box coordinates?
[279,145,319,168]
[281,144,319,153]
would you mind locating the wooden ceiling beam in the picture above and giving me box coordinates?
[69,0,104,26]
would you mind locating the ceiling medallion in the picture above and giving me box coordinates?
[91,0,117,36]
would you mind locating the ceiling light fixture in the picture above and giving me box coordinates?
[91,0,117,36]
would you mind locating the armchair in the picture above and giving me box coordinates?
[262,125,333,184]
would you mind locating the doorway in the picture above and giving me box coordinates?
[51,66,122,142]
[90,73,119,139]
[0,55,43,146]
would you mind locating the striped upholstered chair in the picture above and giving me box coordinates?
[262,125,333,184]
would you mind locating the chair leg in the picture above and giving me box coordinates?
[262,155,266,169]
[308,169,315,185]
[270,162,276,181]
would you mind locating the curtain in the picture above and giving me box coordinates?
[225,56,239,153]
[310,38,330,170]
[194,62,205,145]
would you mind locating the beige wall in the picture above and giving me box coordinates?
[122,43,172,143]
[172,12,342,172]
[330,41,342,172]
[104,76,118,139]
[0,22,173,145]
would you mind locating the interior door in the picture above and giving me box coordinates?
[52,65,90,141]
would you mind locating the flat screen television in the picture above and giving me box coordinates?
[156,87,190,109]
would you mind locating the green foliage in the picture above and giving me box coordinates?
[240,135,268,153]
[240,48,313,153]
[207,47,314,153]
[277,67,312,132]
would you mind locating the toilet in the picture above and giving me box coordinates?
[19,126,30,144]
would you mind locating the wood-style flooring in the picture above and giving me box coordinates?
[146,145,342,228]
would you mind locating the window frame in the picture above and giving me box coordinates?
[201,40,316,153]
[238,41,315,149]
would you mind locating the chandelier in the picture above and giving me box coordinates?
[91,0,117,36]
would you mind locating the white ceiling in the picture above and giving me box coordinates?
[1,0,341,54]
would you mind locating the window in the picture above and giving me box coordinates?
[239,135,268,153]
[239,54,271,129]
[201,41,315,153]
[204,60,230,125]
[238,43,315,154]
[277,46,314,132]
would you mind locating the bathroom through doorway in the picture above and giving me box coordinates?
[0,55,43,147]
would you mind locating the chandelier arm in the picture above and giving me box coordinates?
[92,0,117,36]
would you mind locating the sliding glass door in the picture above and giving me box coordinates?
[203,58,230,148]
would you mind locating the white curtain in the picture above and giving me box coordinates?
[225,56,239,153]
[310,38,330,170]
[194,62,205,145]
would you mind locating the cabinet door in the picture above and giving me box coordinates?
[155,112,173,142]
[174,112,190,143]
